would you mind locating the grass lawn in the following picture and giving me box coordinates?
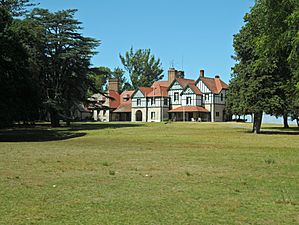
[0,122,298,225]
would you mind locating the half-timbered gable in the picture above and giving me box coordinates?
[168,78,196,107]
[131,89,147,108]
[168,80,183,106]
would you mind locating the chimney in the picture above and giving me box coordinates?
[108,78,119,92]
[200,70,205,78]
[168,68,184,84]
[168,68,177,85]
[215,75,220,79]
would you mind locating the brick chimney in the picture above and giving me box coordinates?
[168,68,184,85]
[168,68,177,85]
[215,75,220,79]
[200,70,205,78]
[108,78,119,92]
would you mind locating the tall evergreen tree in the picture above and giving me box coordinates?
[120,47,163,89]
[0,7,40,127]
[27,8,99,127]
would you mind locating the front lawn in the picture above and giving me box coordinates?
[0,122,298,224]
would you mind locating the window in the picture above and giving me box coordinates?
[221,93,224,101]
[186,97,191,105]
[151,112,155,119]
[174,92,179,102]
[137,98,141,106]
[164,98,168,106]
[216,112,220,117]
[151,97,155,105]
[103,110,106,116]
[205,94,209,101]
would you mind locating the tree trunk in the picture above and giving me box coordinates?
[296,118,299,127]
[50,111,60,127]
[283,113,289,128]
[252,111,263,134]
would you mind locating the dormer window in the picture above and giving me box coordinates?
[123,95,129,102]
[221,93,224,101]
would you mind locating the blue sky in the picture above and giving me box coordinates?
[36,0,255,83]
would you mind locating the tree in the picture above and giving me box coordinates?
[120,47,163,89]
[0,7,41,127]
[228,0,299,133]
[88,66,112,93]
[0,0,35,16]
[111,67,132,92]
[27,8,99,127]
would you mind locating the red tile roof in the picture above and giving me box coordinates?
[197,77,229,94]
[168,106,209,113]
[108,90,120,109]
[114,102,131,113]
[151,80,169,88]
[176,78,196,88]
[137,85,169,97]
[148,85,168,97]
[120,91,134,104]
[139,87,153,96]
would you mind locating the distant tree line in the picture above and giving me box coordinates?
[0,0,164,128]
[227,0,299,133]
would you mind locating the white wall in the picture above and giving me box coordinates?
[169,81,183,106]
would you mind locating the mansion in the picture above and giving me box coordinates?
[92,68,229,122]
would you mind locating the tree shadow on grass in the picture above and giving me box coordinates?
[245,126,299,135]
[68,123,144,131]
[0,123,145,142]
[0,129,86,142]
[260,126,299,135]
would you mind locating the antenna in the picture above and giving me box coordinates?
[181,56,184,71]
[170,60,174,68]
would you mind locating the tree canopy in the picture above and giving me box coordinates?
[227,0,299,133]
[25,8,100,126]
[120,47,163,89]
[0,1,100,127]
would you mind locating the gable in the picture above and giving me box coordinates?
[169,80,183,91]
[132,90,145,98]
[196,80,212,93]
[182,87,194,95]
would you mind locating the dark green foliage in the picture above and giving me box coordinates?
[0,7,41,127]
[120,47,163,89]
[26,8,99,126]
[228,0,299,132]
[0,0,35,16]
[112,67,132,92]
[89,66,132,94]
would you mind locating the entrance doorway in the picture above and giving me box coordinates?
[136,110,142,121]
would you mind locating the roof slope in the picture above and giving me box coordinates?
[168,106,209,113]
[151,80,169,88]
[197,77,229,94]
[182,84,202,95]
[108,90,120,109]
